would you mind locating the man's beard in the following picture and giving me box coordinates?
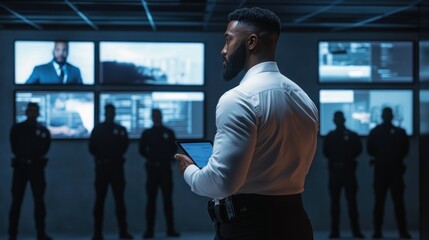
[54,57,66,66]
[222,42,246,81]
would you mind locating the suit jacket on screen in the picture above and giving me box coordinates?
[26,61,83,84]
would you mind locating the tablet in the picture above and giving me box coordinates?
[176,140,213,169]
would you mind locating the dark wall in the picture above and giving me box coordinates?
[0,30,421,236]
[419,2,429,239]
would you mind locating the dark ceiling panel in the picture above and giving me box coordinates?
[0,0,426,32]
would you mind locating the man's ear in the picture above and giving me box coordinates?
[247,33,258,50]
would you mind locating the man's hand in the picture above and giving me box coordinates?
[174,153,194,175]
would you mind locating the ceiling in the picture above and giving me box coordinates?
[0,0,427,32]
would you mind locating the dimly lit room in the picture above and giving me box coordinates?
[0,1,428,240]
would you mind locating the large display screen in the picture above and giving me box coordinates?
[99,42,204,85]
[99,92,204,139]
[421,90,429,134]
[15,41,95,85]
[319,41,413,83]
[15,91,94,139]
[319,89,413,136]
[421,41,429,82]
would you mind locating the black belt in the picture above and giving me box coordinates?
[207,193,303,223]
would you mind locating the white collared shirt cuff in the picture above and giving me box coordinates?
[184,164,200,186]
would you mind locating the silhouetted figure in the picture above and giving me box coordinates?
[368,107,411,239]
[8,102,52,240]
[323,111,364,239]
[139,109,180,239]
[89,104,133,240]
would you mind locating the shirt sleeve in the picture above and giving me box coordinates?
[183,90,258,199]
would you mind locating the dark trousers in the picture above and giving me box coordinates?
[93,164,128,235]
[145,164,175,232]
[213,194,313,240]
[329,171,361,234]
[373,170,408,234]
[8,165,47,237]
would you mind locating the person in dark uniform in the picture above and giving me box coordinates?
[368,107,411,239]
[139,109,180,239]
[89,104,133,240]
[8,102,52,240]
[323,111,365,239]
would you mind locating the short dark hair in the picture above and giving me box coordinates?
[105,103,115,111]
[152,108,162,115]
[27,102,39,109]
[228,7,281,36]
[54,40,69,48]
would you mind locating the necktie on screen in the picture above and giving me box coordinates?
[59,66,65,83]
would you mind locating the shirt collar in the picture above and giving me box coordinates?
[240,61,279,85]
[52,61,66,70]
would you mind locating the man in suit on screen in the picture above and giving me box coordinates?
[26,41,83,84]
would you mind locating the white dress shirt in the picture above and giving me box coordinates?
[53,61,67,83]
[184,61,319,199]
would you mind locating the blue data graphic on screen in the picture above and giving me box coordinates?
[179,142,213,168]
[421,90,429,134]
[319,89,413,136]
[319,41,413,83]
[15,91,94,139]
[100,91,204,139]
[420,41,429,82]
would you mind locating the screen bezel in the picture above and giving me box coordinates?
[318,40,415,84]
[318,88,414,137]
[98,41,205,86]
[13,40,96,86]
[98,90,206,140]
[14,90,96,140]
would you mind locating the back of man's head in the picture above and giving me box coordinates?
[25,102,40,121]
[333,111,345,127]
[104,103,116,122]
[228,7,281,37]
[382,107,394,123]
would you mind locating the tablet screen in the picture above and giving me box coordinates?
[176,141,212,169]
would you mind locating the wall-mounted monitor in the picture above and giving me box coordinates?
[420,41,429,82]
[15,41,95,85]
[99,42,204,85]
[319,41,413,83]
[15,91,94,139]
[319,89,413,136]
[99,91,204,139]
[421,90,429,134]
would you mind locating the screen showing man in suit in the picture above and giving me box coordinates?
[26,41,82,84]
[15,41,94,85]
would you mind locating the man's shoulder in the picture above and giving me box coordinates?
[115,123,127,131]
[12,121,25,129]
[346,129,360,137]
[394,126,407,135]
[34,62,53,70]
[164,126,175,133]
[36,123,49,132]
[66,62,80,71]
